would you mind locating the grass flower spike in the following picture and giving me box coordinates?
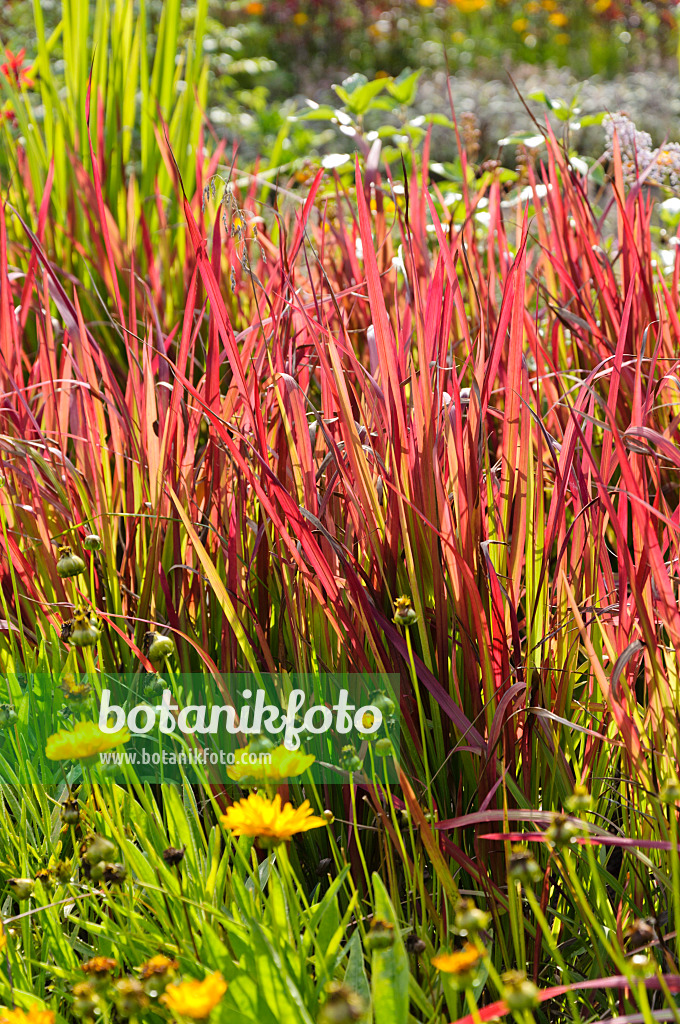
[45,721,130,761]
[160,972,227,1019]
[221,792,326,847]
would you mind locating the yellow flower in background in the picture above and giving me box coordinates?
[226,745,315,785]
[432,943,483,974]
[593,0,612,10]
[160,973,227,1019]
[555,32,570,44]
[45,721,130,761]
[548,11,568,26]
[417,0,436,7]
[450,0,487,9]
[293,11,308,24]
[0,1009,55,1024]
[512,17,529,32]
[221,792,326,846]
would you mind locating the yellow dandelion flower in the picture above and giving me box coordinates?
[226,745,315,785]
[512,17,529,31]
[221,792,326,847]
[417,0,436,6]
[0,1008,55,1024]
[293,11,308,24]
[45,721,130,761]
[432,943,483,974]
[160,973,227,1019]
[548,11,568,25]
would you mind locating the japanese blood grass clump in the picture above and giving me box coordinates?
[2,68,680,1020]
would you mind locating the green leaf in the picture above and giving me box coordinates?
[344,930,371,1019]
[370,875,409,1024]
[387,68,423,105]
[333,75,392,115]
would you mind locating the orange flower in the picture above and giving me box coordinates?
[245,2,264,13]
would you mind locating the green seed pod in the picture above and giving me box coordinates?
[112,978,149,1017]
[0,704,18,730]
[508,846,542,886]
[368,691,396,719]
[454,899,491,936]
[88,861,105,882]
[247,733,275,755]
[72,982,100,1019]
[57,546,86,578]
[68,609,101,648]
[142,632,174,665]
[61,797,80,826]
[84,835,116,865]
[502,971,539,1012]
[143,673,166,699]
[546,813,580,849]
[318,981,366,1023]
[340,745,363,773]
[365,917,395,951]
[54,859,73,883]
[102,861,127,885]
[374,737,392,756]
[82,534,102,551]
[8,877,35,900]
[565,783,592,813]
[393,595,417,626]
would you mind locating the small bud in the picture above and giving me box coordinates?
[84,835,116,865]
[247,733,275,755]
[34,868,53,889]
[625,917,658,952]
[88,862,105,882]
[82,534,102,551]
[368,691,396,719]
[143,673,166,699]
[0,704,17,730]
[7,877,34,900]
[501,971,539,1012]
[71,981,100,1019]
[162,846,186,867]
[317,981,366,1023]
[112,977,149,1017]
[374,737,392,756]
[365,917,395,951]
[405,934,426,954]
[82,956,118,984]
[340,746,363,773]
[54,859,73,883]
[57,546,86,578]
[322,809,335,824]
[508,846,542,886]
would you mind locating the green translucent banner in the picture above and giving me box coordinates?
[0,672,400,786]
